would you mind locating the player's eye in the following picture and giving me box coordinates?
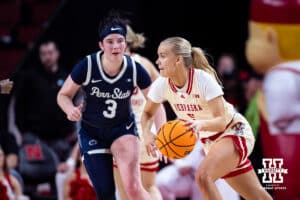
[117,38,125,43]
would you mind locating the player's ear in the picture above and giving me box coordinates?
[176,55,184,65]
[98,41,104,50]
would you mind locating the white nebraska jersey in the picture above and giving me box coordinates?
[130,54,146,123]
[131,87,145,123]
[148,68,235,138]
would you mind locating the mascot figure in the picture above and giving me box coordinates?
[246,0,300,199]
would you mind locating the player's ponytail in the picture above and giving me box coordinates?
[126,25,146,50]
[161,37,221,84]
[191,47,221,84]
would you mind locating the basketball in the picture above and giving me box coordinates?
[155,119,197,159]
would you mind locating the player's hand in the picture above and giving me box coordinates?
[0,79,13,94]
[144,132,159,158]
[144,132,170,163]
[183,119,204,138]
[158,152,169,164]
[67,103,83,121]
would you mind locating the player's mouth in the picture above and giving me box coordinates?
[112,51,121,56]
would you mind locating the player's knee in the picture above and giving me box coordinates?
[123,182,140,198]
[195,168,213,189]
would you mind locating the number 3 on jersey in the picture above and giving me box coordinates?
[103,99,117,118]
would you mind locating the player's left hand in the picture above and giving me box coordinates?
[183,119,204,138]
[144,132,158,157]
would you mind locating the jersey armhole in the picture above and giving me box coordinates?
[131,57,137,88]
[82,55,92,86]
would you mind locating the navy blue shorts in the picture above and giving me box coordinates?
[78,120,138,200]
[78,119,138,153]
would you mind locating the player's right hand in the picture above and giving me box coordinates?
[144,132,158,158]
[67,103,83,121]
[145,132,170,163]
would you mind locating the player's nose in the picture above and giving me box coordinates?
[155,58,160,65]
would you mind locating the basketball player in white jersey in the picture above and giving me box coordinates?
[141,37,272,200]
[113,25,166,200]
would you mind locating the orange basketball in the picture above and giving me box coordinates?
[156,119,197,159]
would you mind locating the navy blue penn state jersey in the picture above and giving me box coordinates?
[71,51,151,128]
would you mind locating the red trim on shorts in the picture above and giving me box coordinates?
[222,162,253,179]
[113,165,159,172]
[222,135,248,166]
[113,160,159,172]
[220,135,253,179]
[140,160,159,166]
[239,159,251,168]
[200,116,235,144]
[241,136,248,163]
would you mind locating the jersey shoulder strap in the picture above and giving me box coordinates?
[82,55,92,86]
[130,56,137,88]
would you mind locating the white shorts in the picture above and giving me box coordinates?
[200,113,255,178]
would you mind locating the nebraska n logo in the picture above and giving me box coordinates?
[258,158,288,183]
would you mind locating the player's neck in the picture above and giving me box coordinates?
[171,68,189,88]
[101,54,123,77]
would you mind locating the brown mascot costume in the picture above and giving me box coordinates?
[246,0,300,199]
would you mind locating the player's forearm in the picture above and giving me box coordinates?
[57,93,75,115]
[141,111,155,135]
[201,116,227,132]
[154,104,167,131]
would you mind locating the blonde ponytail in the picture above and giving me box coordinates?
[191,47,222,84]
[126,25,146,50]
[161,37,222,84]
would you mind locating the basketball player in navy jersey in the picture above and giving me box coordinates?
[57,14,152,200]
[114,24,166,200]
